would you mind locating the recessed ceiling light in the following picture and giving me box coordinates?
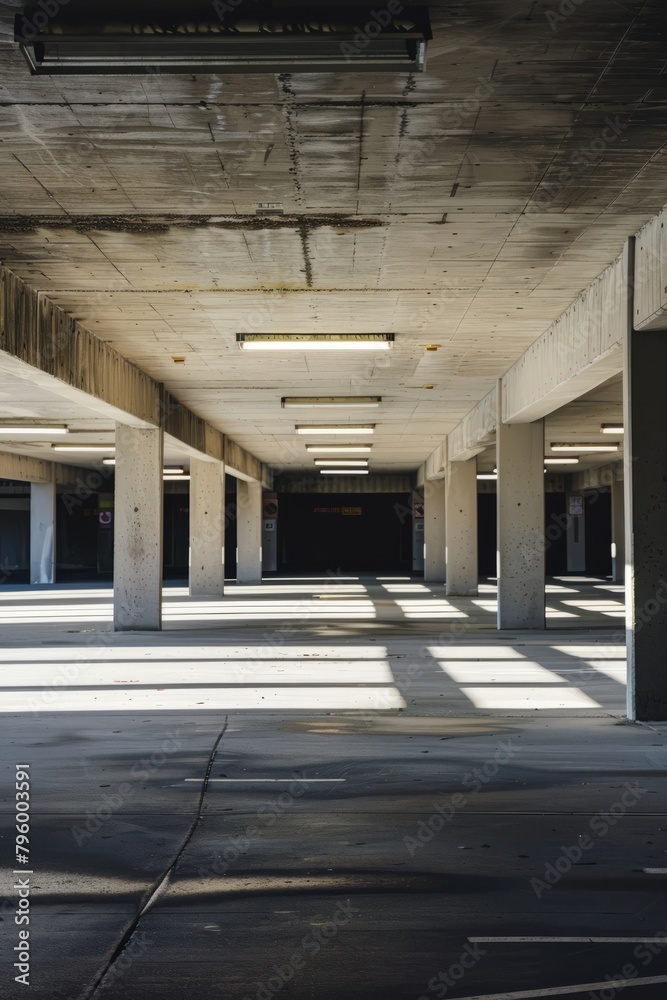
[237,334,393,351]
[0,425,69,435]
[282,396,381,408]
[320,469,370,475]
[314,459,369,467]
[296,425,375,435]
[551,443,619,453]
[544,457,579,465]
[305,444,372,453]
[52,444,114,452]
[600,424,624,434]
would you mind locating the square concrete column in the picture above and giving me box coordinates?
[114,424,163,631]
[236,479,263,584]
[611,477,625,583]
[30,480,56,584]
[445,457,478,596]
[423,478,446,583]
[624,327,667,720]
[497,387,545,629]
[189,457,225,597]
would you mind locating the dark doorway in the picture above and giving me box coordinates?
[585,489,612,577]
[278,492,412,573]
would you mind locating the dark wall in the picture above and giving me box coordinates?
[585,489,612,577]
[477,492,569,577]
[278,492,412,573]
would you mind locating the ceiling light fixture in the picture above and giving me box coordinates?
[551,443,619,453]
[282,396,381,408]
[238,334,393,351]
[15,12,431,76]
[477,473,497,480]
[0,425,69,435]
[102,458,115,466]
[600,424,624,434]
[52,444,114,453]
[296,425,375,436]
[314,459,369,467]
[320,469,370,476]
[164,475,191,482]
[544,458,579,465]
[304,444,372,454]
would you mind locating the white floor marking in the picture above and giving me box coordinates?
[643,868,667,874]
[470,936,664,943]
[455,974,667,999]
[183,777,345,783]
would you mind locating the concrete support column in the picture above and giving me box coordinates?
[189,457,225,597]
[624,326,667,720]
[236,480,263,584]
[445,458,478,596]
[30,480,56,584]
[611,477,625,583]
[114,424,163,631]
[497,385,545,629]
[423,478,446,583]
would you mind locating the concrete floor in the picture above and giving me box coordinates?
[3,576,667,999]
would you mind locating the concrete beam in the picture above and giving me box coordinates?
[0,266,270,484]
[634,204,667,330]
[502,245,629,423]
[0,450,90,486]
[448,386,497,461]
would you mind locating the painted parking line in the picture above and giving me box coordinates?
[470,936,663,943]
[455,974,667,999]
[183,777,346,783]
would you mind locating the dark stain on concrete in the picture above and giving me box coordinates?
[278,73,304,205]
[0,215,383,234]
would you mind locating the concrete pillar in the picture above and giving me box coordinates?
[497,384,545,629]
[189,457,225,597]
[423,478,446,583]
[445,458,478,596]
[236,479,263,584]
[114,424,163,631]
[30,480,56,584]
[624,326,667,720]
[566,492,586,572]
[611,477,625,583]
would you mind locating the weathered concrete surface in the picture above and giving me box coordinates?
[0,616,663,1000]
[113,424,163,631]
[189,457,226,598]
[29,480,55,585]
[497,387,545,630]
[445,457,478,596]
[236,480,263,584]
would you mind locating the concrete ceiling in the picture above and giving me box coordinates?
[0,1,663,475]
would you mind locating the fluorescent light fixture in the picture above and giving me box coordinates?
[238,334,393,351]
[601,424,624,434]
[52,444,114,453]
[314,459,369,467]
[0,425,69,435]
[305,444,372,454]
[320,469,370,476]
[544,458,579,465]
[551,443,619,453]
[282,396,381,408]
[477,473,497,480]
[164,475,191,482]
[296,425,375,435]
[102,458,115,466]
[15,13,431,75]
[163,468,185,475]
